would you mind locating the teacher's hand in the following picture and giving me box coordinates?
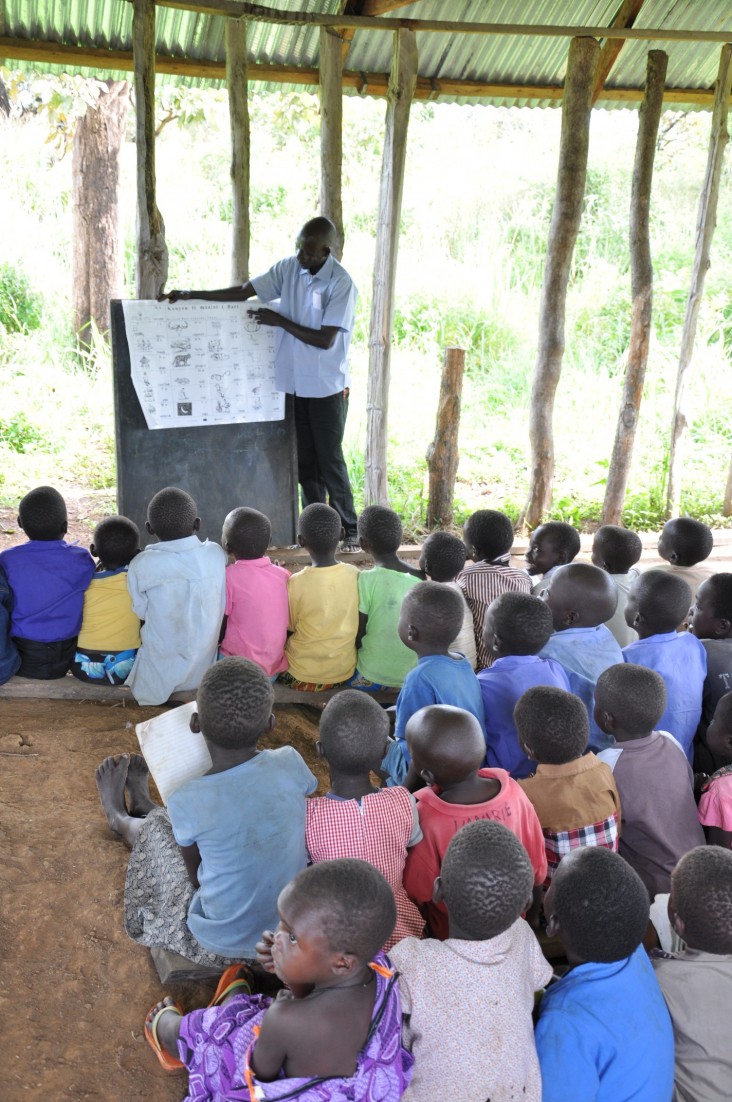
[248,307,282,328]
[158,289,190,303]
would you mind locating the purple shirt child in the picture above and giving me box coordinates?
[622,631,706,761]
[478,654,571,777]
[0,540,95,641]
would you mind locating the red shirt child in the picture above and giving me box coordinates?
[402,705,547,939]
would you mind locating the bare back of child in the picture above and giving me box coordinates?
[144,860,413,1100]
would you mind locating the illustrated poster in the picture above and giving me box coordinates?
[121,299,284,429]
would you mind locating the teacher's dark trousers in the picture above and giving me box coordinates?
[294,391,358,539]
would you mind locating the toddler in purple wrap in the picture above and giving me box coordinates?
[144,859,413,1101]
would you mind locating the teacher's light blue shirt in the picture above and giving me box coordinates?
[250,254,357,398]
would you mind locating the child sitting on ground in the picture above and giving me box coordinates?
[350,505,421,690]
[391,820,553,1101]
[539,562,622,749]
[535,847,674,1102]
[457,509,530,670]
[144,859,414,1100]
[591,523,643,647]
[401,704,547,938]
[383,583,486,786]
[125,486,226,705]
[96,657,316,967]
[688,573,732,772]
[698,691,732,848]
[219,506,290,679]
[596,663,705,898]
[652,846,732,1102]
[656,516,715,601]
[71,515,141,685]
[0,563,19,685]
[623,569,706,760]
[419,530,476,668]
[517,685,620,885]
[479,591,570,777]
[306,690,424,948]
[281,503,359,691]
[0,485,95,679]
[525,520,580,597]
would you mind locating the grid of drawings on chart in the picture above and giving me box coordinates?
[121,299,285,430]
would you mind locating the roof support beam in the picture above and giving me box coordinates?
[592,0,647,105]
[0,37,729,107]
[150,2,732,45]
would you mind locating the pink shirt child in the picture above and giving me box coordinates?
[220,556,290,677]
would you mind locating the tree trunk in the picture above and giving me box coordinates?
[520,36,600,531]
[319,26,345,260]
[602,50,667,525]
[133,0,168,299]
[226,18,250,282]
[71,80,130,340]
[426,347,465,528]
[666,44,732,517]
[364,28,417,506]
[724,452,732,516]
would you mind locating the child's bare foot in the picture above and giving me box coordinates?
[125,753,157,817]
[96,755,130,834]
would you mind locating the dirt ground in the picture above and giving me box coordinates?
[0,698,327,1102]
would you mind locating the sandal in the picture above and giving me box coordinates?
[144,1002,185,1072]
[209,963,253,1007]
[340,538,360,554]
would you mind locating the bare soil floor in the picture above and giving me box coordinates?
[0,698,327,1102]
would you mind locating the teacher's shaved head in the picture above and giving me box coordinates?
[299,216,337,246]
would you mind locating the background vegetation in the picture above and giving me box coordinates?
[1,71,732,535]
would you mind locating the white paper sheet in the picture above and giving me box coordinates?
[135,701,212,804]
[122,299,285,429]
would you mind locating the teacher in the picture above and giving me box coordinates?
[160,216,359,552]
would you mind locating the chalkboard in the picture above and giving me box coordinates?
[110,300,298,547]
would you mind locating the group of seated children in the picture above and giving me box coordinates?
[94,651,732,1100]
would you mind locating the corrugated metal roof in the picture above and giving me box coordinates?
[1,0,731,108]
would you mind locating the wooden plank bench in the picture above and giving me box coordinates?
[0,673,398,708]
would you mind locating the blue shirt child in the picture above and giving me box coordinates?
[540,625,623,751]
[384,653,486,786]
[622,630,707,761]
[535,946,674,1102]
[478,654,571,777]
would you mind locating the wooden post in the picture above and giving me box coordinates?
[724,453,732,516]
[426,347,465,528]
[133,0,168,299]
[520,36,600,531]
[602,50,667,525]
[666,44,732,517]
[226,17,250,282]
[319,26,344,259]
[364,28,417,506]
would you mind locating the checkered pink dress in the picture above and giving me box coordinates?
[306,789,425,949]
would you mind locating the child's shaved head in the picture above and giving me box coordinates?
[592,525,642,574]
[658,517,713,567]
[400,582,464,650]
[420,531,467,582]
[441,820,533,940]
[671,847,732,955]
[298,503,342,554]
[627,569,692,634]
[222,507,271,559]
[147,486,198,541]
[319,690,390,773]
[594,663,666,736]
[544,562,618,630]
[18,485,67,540]
[406,705,485,786]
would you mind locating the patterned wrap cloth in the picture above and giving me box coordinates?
[177,953,413,1102]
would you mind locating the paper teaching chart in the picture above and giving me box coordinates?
[122,299,284,429]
